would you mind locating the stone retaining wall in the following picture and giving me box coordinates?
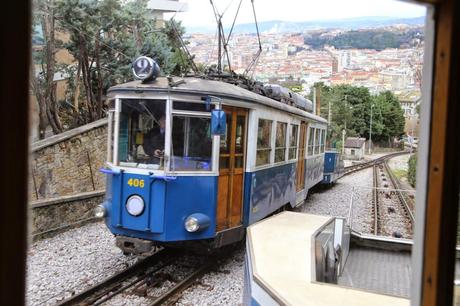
[30,190,105,237]
[29,119,108,200]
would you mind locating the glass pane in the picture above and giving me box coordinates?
[173,101,215,111]
[275,148,286,163]
[290,125,298,147]
[321,130,326,152]
[235,156,244,168]
[276,122,287,147]
[220,113,232,154]
[315,128,321,154]
[308,127,314,156]
[119,99,166,169]
[235,115,245,154]
[171,116,212,171]
[220,156,229,169]
[257,119,272,149]
[256,150,270,166]
[275,122,287,163]
[289,147,297,160]
[289,124,298,159]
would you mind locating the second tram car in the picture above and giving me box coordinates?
[97,57,328,254]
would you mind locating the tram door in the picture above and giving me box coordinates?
[296,121,308,191]
[216,107,248,231]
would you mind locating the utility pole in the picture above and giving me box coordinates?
[313,87,317,116]
[342,129,346,155]
[369,104,374,154]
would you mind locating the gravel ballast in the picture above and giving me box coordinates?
[28,159,398,306]
[298,168,375,234]
[26,222,138,306]
[176,248,245,306]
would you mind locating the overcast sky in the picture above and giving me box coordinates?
[166,0,427,29]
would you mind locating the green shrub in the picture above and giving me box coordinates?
[408,154,417,187]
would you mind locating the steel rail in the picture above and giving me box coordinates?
[373,165,379,235]
[149,259,217,306]
[343,151,411,176]
[56,248,178,306]
[383,161,415,225]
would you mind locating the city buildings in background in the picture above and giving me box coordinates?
[186,24,423,136]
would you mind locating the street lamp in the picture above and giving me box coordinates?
[369,104,374,155]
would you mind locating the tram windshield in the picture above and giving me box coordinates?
[118,99,166,170]
[170,114,213,171]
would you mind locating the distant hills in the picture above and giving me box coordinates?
[186,16,425,34]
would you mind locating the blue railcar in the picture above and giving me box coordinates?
[96,57,329,254]
[322,151,344,184]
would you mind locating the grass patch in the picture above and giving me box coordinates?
[392,168,407,180]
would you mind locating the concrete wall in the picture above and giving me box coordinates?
[29,119,108,201]
[344,145,365,160]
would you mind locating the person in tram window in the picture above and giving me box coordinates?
[143,114,166,165]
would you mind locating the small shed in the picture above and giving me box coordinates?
[344,137,366,160]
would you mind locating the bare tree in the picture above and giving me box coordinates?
[31,0,63,139]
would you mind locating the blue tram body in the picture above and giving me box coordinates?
[322,151,345,184]
[98,62,329,254]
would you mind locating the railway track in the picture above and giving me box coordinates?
[343,151,411,176]
[370,159,414,238]
[56,248,216,306]
[372,165,379,235]
[383,160,415,225]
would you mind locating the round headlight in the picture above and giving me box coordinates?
[132,56,160,81]
[94,204,106,218]
[126,195,145,216]
[185,216,200,232]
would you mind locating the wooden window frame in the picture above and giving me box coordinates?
[3,1,460,306]
[288,124,299,160]
[412,1,460,306]
[274,121,287,163]
[256,118,273,166]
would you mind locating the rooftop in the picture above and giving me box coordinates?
[345,137,366,148]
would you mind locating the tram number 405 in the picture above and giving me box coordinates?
[127,178,145,188]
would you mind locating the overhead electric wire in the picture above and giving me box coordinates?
[225,0,243,46]
[243,0,262,76]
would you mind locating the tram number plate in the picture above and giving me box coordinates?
[127,178,145,188]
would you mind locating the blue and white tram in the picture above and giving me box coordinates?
[97,57,328,254]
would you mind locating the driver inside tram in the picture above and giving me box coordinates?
[143,114,165,164]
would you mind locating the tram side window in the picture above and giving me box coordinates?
[289,124,298,160]
[275,122,287,163]
[118,99,166,169]
[308,127,315,156]
[256,119,272,166]
[314,128,321,155]
[321,129,326,153]
[171,116,212,171]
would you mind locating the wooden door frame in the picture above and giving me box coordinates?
[1,1,31,305]
[296,121,308,192]
[417,1,460,305]
[218,106,248,229]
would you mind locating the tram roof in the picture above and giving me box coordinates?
[108,77,327,123]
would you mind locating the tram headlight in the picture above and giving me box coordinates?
[184,213,211,233]
[94,204,106,218]
[126,195,145,216]
[185,216,200,232]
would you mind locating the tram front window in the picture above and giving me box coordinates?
[170,116,212,171]
[118,99,166,169]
